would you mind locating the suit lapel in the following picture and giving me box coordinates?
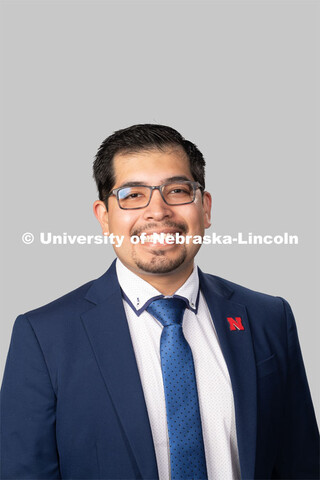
[199,269,257,480]
[80,262,257,479]
[81,261,158,480]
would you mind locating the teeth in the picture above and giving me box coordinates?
[143,233,177,243]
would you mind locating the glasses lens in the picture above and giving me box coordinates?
[118,186,151,208]
[163,181,194,205]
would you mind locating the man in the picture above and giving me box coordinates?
[1,124,319,479]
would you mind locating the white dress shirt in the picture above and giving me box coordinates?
[116,259,241,480]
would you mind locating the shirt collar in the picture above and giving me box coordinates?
[116,258,200,316]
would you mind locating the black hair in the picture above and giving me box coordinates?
[93,124,206,205]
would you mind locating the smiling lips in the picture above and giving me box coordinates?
[136,231,183,246]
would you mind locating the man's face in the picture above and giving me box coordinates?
[94,146,211,278]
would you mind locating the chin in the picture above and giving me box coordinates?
[132,248,187,274]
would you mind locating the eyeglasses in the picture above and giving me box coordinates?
[109,180,204,210]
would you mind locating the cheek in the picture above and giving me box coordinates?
[183,206,205,232]
[108,212,139,236]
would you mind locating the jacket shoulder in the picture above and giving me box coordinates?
[200,271,287,314]
[21,279,95,326]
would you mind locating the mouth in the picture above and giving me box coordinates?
[130,222,188,249]
[136,230,183,247]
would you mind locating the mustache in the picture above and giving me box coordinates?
[131,221,188,237]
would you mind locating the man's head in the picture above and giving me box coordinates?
[93,124,206,205]
[93,124,211,284]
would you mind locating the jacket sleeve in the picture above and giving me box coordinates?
[1,314,61,479]
[272,298,319,479]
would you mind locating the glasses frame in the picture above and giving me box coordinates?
[109,180,204,210]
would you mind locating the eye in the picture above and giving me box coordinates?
[166,185,191,195]
[126,192,142,199]
[170,188,188,194]
[119,187,147,201]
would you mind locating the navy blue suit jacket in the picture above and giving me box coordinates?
[1,261,319,479]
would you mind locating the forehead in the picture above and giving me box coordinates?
[112,146,193,186]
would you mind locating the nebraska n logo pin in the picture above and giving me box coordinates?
[226,316,245,331]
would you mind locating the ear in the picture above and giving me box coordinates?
[93,200,109,235]
[202,191,212,229]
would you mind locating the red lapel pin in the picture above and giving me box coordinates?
[226,316,245,331]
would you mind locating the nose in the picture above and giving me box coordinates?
[142,188,173,221]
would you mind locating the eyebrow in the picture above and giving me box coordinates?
[117,176,192,189]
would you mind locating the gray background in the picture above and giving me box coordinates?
[1,0,319,423]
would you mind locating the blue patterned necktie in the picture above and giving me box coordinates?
[147,297,208,480]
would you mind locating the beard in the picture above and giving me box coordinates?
[129,220,189,274]
[132,245,187,274]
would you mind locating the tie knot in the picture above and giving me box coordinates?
[146,297,187,327]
